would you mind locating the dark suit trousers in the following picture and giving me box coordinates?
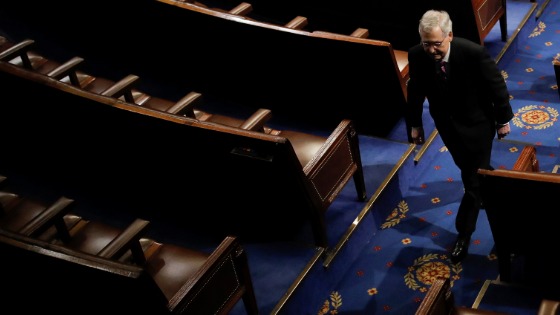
[437,124,493,238]
[456,168,483,237]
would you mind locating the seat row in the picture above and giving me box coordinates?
[0,38,276,133]
[169,0,409,82]
[180,0,507,50]
[0,36,367,249]
[0,0,408,137]
[0,175,258,314]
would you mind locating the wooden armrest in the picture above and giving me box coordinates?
[101,74,140,103]
[239,108,272,131]
[0,191,18,215]
[229,2,252,16]
[538,299,560,315]
[166,91,203,117]
[169,236,258,314]
[393,49,409,81]
[18,196,75,239]
[97,218,150,264]
[285,16,308,30]
[512,145,539,172]
[350,28,369,38]
[303,119,352,173]
[303,119,367,201]
[0,39,34,69]
[415,278,453,315]
[47,56,84,86]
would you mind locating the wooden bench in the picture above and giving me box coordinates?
[0,38,366,248]
[477,147,560,287]
[174,0,506,50]
[0,39,276,132]
[416,278,509,315]
[0,214,258,314]
[0,0,408,137]
[0,175,258,314]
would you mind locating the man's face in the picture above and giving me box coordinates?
[420,27,452,61]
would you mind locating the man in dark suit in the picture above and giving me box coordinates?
[406,10,513,263]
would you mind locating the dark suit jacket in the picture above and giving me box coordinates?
[406,37,513,168]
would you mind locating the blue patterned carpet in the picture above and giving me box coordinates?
[1,0,557,314]
[288,0,560,314]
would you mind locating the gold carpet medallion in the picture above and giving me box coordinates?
[404,253,462,291]
[511,105,558,130]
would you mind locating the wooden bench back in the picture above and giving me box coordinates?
[198,0,505,49]
[0,226,256,314]
[0,0,407,137]
[478,164,560,285]
[0,227,166,313]
[0,176,258,314]
[0,40,365,248]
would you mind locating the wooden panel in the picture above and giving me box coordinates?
[472,0,506,42]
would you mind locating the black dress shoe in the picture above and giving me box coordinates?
[450,236,470,264]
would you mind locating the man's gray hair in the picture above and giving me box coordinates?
[419,10,453,35]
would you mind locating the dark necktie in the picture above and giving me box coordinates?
[437,60,448,80]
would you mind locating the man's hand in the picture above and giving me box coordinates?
[411,126,425,145]
[497,122,511,139]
